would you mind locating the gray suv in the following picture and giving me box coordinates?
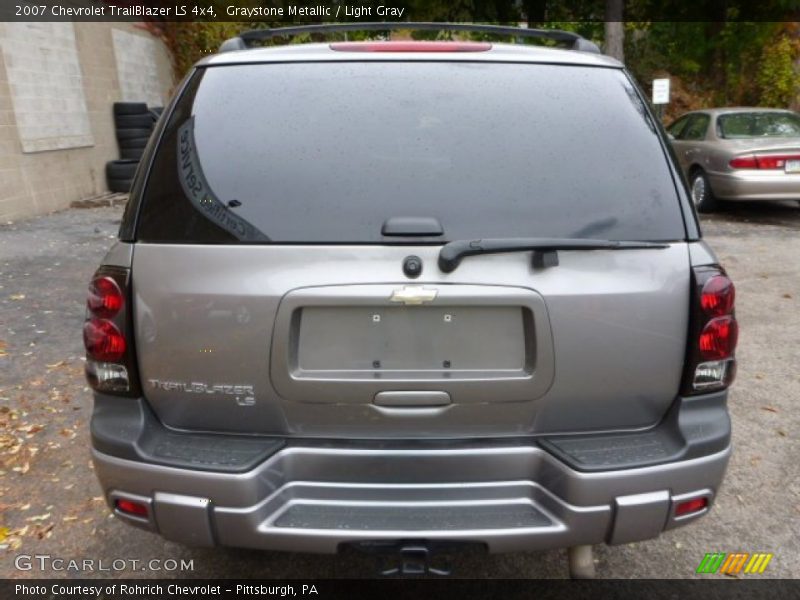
[85,24,737,578]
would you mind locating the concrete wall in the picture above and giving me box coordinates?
[0,22,174,221]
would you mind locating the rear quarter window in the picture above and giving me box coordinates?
[135,61,686,244]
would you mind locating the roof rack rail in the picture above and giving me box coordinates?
[218,22,601,54]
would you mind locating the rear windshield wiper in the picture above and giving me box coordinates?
[438,238,670,273]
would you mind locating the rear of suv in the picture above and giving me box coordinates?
[85,25,737,577]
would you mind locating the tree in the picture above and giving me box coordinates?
[604,0,624,62]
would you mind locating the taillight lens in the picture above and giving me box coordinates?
[730,154,800,169]
[83,318,126,362]
[87,276,124,318]
[699,316,738,360]
[729,155,758,169]
[83,266,138,395]
[700,275,735,317]
[682,266,738,395]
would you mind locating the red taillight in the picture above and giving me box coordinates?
[83,318,126,362]
[730,154,800,169]
[84,266,138,395]
[330,41,492,53]
[699,316,738,361]
[682,266,738,394]
[87,276,124,318]
[729,155,758,169]
[115,499,149,518]
[755,154,800,169]
[700,275,735,317]
[675,497,708,516]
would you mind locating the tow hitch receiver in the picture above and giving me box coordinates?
[343,541,486,577]
[383,544,449,576]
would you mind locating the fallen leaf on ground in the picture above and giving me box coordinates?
[25,513,50,522]
[9,294,25,300]
[777,429,787,437]
[760,406,778,413]
[35,523,54,539]
[19,423,43,435]
[782,293,792,299]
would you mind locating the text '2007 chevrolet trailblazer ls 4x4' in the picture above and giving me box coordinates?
[84,24,737,578]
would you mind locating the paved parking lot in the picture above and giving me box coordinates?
[1,201,798,579]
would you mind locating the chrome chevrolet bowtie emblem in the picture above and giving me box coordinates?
[389,285,438,305]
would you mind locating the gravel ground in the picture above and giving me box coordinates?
[0,201,798,579]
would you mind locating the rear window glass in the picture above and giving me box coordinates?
[136,62,685,244]
[718,112,800,139]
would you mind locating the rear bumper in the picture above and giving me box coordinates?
[708,170,800,201]
[91,393,732,553]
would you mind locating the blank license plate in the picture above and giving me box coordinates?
[296,306,527,371]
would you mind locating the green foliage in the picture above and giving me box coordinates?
[623,21,798,111]
[757,34,799,107]
[149,2,800,112]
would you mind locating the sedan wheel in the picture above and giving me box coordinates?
[690,170,718,213]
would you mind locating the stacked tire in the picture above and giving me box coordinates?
[105,102,159,193]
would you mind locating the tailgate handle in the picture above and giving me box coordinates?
[373,391,451,407]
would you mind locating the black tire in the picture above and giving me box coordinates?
[689,169,719,213]
[117,137,150,150]
[107,177,133,193]
[115,113,155,128]
[113,102,148,116]
[106,159,139,180]
[120,147,145,160]
[116,127,152,141]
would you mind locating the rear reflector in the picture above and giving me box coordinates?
[115,498,149,518]
[330,41,492,53]
[675,496,708,516]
